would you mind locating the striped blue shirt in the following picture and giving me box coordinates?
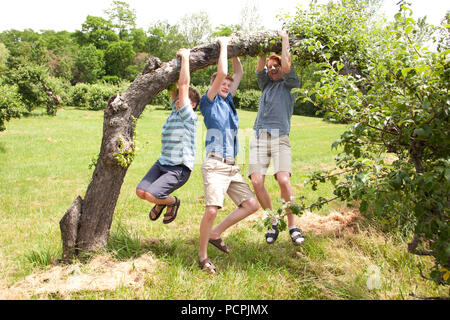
[158,100,198,171]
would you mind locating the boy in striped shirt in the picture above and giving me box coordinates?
[136,48,200,224]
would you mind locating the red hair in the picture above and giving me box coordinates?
[266,54,281,66]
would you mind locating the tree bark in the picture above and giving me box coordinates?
[59,31,288,261]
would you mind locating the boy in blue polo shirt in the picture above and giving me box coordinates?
[249,31,304,246]
[198,37,259,274]
[136,48,199,224]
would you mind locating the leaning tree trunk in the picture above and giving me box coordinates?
[59,31,290,262]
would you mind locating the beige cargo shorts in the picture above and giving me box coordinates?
[248,131,292,177]
[201,157,255,209]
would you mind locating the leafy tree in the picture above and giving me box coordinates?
[284,0,450,290]
[127,28,148,53]
[0,42,9,73]
[39,30,74,54]
[104,40,135,78]
[74,44,105,84]
[147,21,186,61]
[178,11,212,47]
[238,0,263,34]
[0,83,25,131]
[7,63,59,115]
[73,15,119,50]
[212,24,240,37]
[47,50,74,82]
[0,29,40,51]
[104,0,137,40]
[6,39,50,70]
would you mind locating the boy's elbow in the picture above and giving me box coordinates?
[282,62,292,74]
[216,70,227,79]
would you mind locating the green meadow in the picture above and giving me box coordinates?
[0,107,445,299]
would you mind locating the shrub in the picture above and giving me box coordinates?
[234,89,261,110]
[101,75,121,85]
[86,83,117,110]
[69,82,126,110]
[287,1,450,287]
[69,83,90,107]
[45,76,71,106]
[0,84,25,131]
[192,85,208,98]
[149,89,171,109]
[294,94,323,117]
[7,63,53,114]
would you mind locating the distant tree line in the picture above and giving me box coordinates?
[0,1,325,131]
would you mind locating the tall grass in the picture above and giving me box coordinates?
[0,106,446,299]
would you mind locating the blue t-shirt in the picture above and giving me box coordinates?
[199,92,239,159]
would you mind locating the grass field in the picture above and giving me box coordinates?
[0,106,445,300]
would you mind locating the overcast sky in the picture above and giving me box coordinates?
[0,0,448,33]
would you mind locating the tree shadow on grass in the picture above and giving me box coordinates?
[21,111,48,118]
[106,224,314,276]
[104,226,367,299]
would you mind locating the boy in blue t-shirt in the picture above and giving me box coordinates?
[198,38,259,274]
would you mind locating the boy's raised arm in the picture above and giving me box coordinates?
[229,56,243,96]
[257,54,266,73]
[279,30,292,74]
[206,37,230,101]
[176,48,191,110]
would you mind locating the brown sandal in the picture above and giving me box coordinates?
[208,238,230,254]
[149,204,166,221]
[199,258,216,274]
[163,196,180,224]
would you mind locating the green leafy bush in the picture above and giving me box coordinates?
[86,83,117,110]
[69,82,121,110]
[149,89,171,109]
[69,83,90,107]
[234,89,261,110]
[101,75,121,84]
[45,76,71,106]
[6,63,56,114]
[0,84,25,131]
[294,99,322,117]
[285,0,450,288]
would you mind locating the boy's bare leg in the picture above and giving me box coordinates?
[199,206,219,261]
[250,173,273,211]
[136,189,176,219]
[209,198,259,240]
[275,171,295,226]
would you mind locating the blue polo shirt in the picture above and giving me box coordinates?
[199,91,239,159]
[253,67,300,137]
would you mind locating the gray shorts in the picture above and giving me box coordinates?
[136,160,191,199]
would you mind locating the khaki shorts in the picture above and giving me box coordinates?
[201,158,255,208]
[248,132,292,177]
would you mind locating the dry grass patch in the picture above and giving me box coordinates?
[298,208,361,236]
[0,253,161,299]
